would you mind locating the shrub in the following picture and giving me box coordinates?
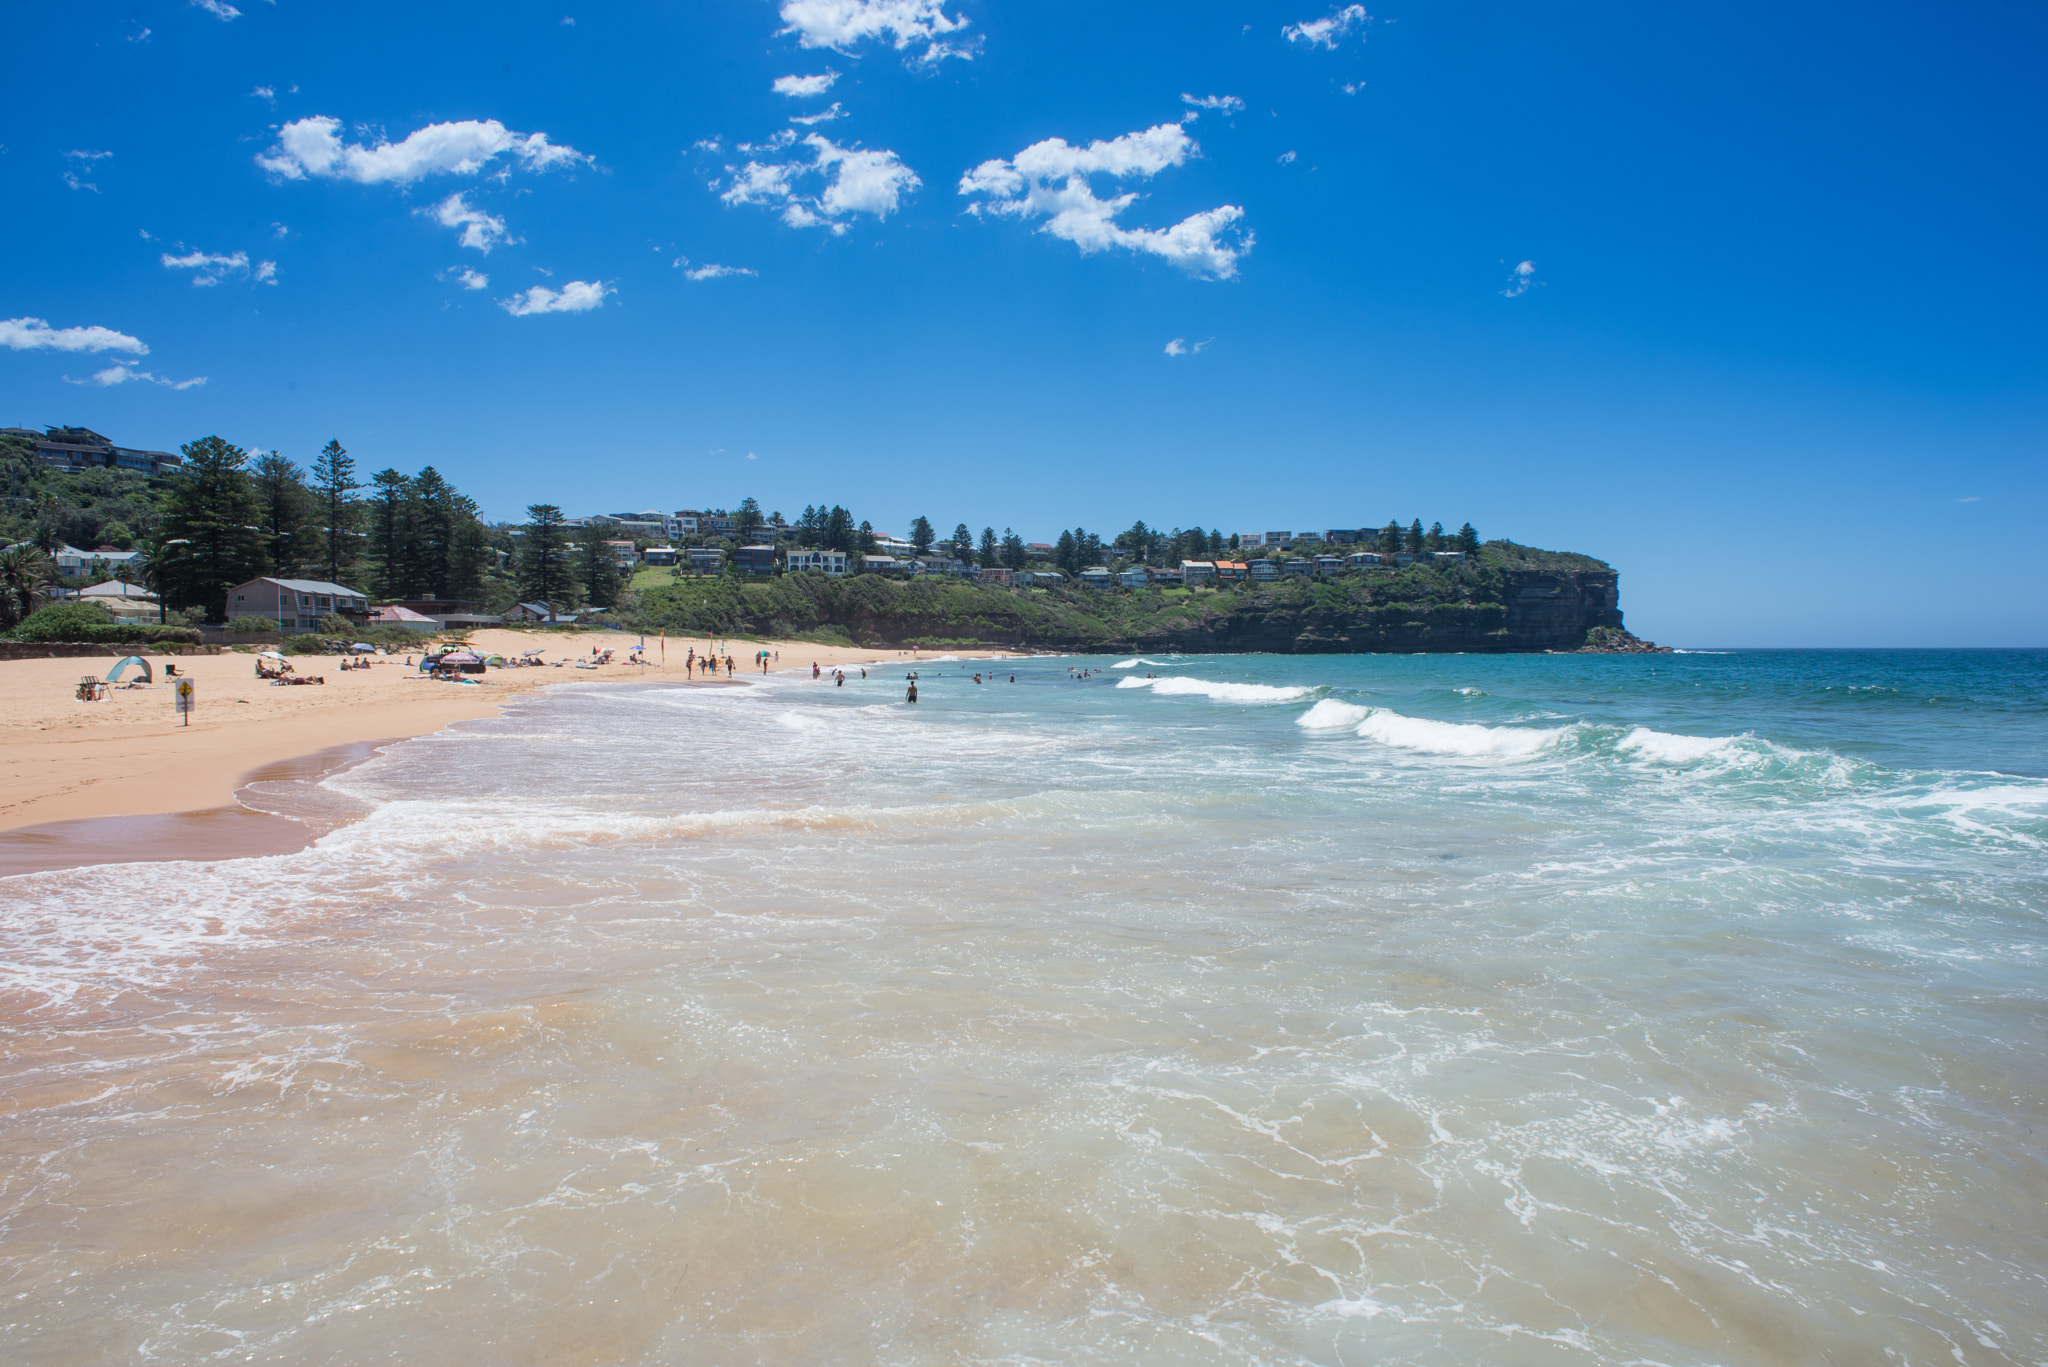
[9,601,201,645]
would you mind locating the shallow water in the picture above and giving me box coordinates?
[3,650,2044,1365]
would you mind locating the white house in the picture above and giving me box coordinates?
[79,579,157,623]
[1181,560,1217,586]
[787,549,850,575]
[1249,560,1281,581]
[1079,567,1113,589]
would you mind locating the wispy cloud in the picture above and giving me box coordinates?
[1164,337,1211,356]
[1180,93,1245,119]
[161,248,273,287]
[722,134,919,234]
[500,280,611,315]
[0,317,148,355]
[1501,259,1537,297]
[71,363,206,389]
[452,267,490,290]
[1277,150,1298,165]
[773,72,838,97]
[959,122,1252,279]
[1955,496,1981,503]
[251,85,276,104]
[191,0,241,20]
[258,116,589,184]
[778,0,975,64]
[676,258,758,281]
[61,149,112,193]
[427,192,510,252]
[1284,4,1370,48]
[789,103,846,126]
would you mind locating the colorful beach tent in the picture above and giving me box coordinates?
[104,656,152,683]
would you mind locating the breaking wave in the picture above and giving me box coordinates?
[1116,676,1315,703]
[1354,707,1568,758]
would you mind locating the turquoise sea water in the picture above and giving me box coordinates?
[2,649,2044,1364]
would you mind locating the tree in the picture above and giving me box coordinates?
[0,544,54,630]
[578,522,622,609]
[309,439,359,586]
[1456,521,1481,554]
[1380,520,1403,554]
[411,467,458,598]
[823,504,855,551]
[798,505,823,546]
[910,515,935,555]
[950,523,974,563]
[1406,519,1425,554]
[1000,528,1027,570]
[1054,529,1077,574]
[977,527,999,568]
[519,504,574,608]
[1122,520,1153,564]
[250,451,309,577]
[158,436,265,619]
[365,469,415,599]
[448,510,491,601]
[1208,528,1226,557]
[856,520,877,560]
[736,497,764,542]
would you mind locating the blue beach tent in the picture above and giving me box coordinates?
[105,656,152,684]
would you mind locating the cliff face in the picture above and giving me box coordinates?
[1083,570,1624,654]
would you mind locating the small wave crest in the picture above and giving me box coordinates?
[1117,676,1314,703]
[1614,727,1747,764]
[1355,708,1566,759]
[1111,658,1184,669]
[1296,699,1373,730]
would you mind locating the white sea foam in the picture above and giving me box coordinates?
[1614,726,1745,764]
[1111,658,1183,669]
[1353,707,1566,759]
[1296,699,1373,730]
[1116,675,1313,703]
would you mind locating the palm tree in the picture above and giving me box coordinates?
[0,544,55,630]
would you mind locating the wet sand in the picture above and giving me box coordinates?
[0,629,1021,871]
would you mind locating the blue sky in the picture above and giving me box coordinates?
[3,0,2043,646]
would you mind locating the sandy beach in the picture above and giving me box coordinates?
[0,628,1019,855]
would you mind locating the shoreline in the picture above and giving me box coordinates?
[0,630,1020,875]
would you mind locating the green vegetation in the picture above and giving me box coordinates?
[628,541,1610,651]
[8,600,201,646]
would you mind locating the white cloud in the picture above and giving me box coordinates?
[254,260,277,283]
[778,0,974,63]
[74,363,206,389]
[62,149,111,193]
[1277,150,1297,164]
[128,24,151,42]
[774,72,838,97]
[1164,337,1211,356]
[693,138,724,153]
[1284,4,1370,48]
[677,259,758,281]
[1501,260,1537,297]
[257,115,589,184]
[272,222,289,238]
[722,133,918,233]
[959,123,1252,279]
[1955,496,1980,503]
[455,268,490,290]
[561,15,575,24]
[191,0,241,20]
[251,85,275,104]
[789,103,846,125]
[0,317,148,355]
[429,191,510,252]
[500,279,610,315]
[1180,93,1245,118]
[162,248,253,286]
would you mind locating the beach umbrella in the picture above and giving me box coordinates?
[257,650,287,661]
[440,651,482,664]
[349,642,375,652]
[105,655,152,683]
[521,649,544,656]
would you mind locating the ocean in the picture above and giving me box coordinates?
[3,649,2044,1365]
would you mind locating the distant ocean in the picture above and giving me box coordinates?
[4,649,2044,1364]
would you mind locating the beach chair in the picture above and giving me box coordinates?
[76,675,104,701]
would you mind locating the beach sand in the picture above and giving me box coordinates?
[0,628,1018,861]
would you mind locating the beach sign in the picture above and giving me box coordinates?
[174,677,195,725]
